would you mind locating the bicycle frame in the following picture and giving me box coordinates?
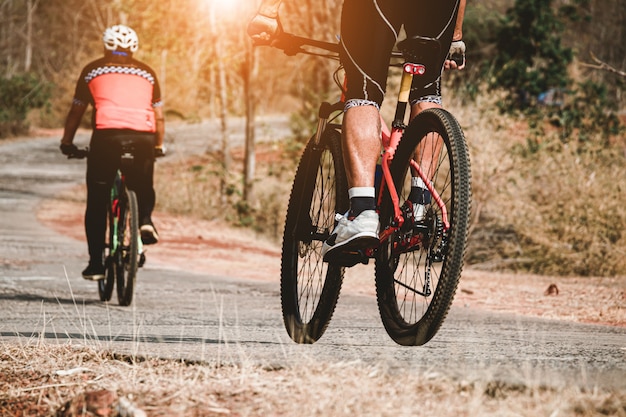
[109,150,144,257]
[376,62,451,244]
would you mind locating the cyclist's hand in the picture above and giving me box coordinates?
[60,143,88,159]
[154,146,166,158]
[247,13,283,46]
[445,40,466,70]
[60,143,78,157]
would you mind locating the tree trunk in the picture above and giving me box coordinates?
[210,5,230,204]
[243,42,257,204]
[160,49,167,103]
[5,0,14,78]
[25,0,34,72]
[217,49,230,204]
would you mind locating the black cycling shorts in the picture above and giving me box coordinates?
[86,129,156,225]
[340,0,461,108]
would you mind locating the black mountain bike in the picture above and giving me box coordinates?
[70,143,144,306]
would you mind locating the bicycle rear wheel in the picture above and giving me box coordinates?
[115,187,139,306]
[375,108,471,346]
[98,207,115,302]
[281,127,348,344]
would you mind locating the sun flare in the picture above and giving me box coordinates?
[207,0,242,14]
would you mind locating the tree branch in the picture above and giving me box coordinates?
[580,51,626,78]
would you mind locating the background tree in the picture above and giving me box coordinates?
[489,0,581,110]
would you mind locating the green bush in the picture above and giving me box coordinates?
[0,73,51,137]
[489,0,584,111]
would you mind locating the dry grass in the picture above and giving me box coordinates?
[2,343,625,416]
[154,91,626,277]
[447,92,626,277]
[154,139,295,242]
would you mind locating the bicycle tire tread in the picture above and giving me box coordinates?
[280,127,348,344]
[375,108,471,346]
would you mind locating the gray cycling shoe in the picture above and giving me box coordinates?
[322,210,379,263]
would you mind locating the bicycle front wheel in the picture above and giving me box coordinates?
[115,187,139,306]
[375,108,471,346]
[281,127,348,344]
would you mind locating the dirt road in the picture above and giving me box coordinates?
[0,128,624,392]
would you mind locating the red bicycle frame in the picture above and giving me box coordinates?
[376,63,450,244]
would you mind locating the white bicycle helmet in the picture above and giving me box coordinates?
[103,24,139,53]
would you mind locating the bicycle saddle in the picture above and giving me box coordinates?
[396,36,441,68]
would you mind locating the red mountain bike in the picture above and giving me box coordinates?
[274,33,472,346]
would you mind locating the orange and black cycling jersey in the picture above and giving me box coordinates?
[72,56,162,133]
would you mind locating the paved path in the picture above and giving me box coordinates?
[0,127,624,391]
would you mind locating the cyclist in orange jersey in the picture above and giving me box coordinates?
[60,24,165,280]
[248,0,466,262]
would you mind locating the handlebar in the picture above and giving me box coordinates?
[63,146,165,160]
[271,33,416,62]
[272,32,340,58]
[272,33,464,70]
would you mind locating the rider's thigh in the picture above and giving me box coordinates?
[404,0,460,99]
[87,130,120,188]
[340,0,401,106]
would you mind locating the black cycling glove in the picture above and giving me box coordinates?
[154,146,166,158]
[448,40,466,67]
[60,143,78,157]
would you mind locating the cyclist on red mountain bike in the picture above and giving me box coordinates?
[248,0,466,262]
[60,24,165,280]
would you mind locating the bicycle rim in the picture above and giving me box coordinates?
[115,188,139,306]
[375,108,471,346]
[98,207,115,302]
[280,127,348,344]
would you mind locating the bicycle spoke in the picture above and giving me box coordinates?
[281,127,347,343]
[376,108,471,346]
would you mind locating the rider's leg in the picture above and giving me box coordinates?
[403,0,461,220]
[342,103,381,216]
[123,133,158,244]
[84,181,110,279]
[322,0,400,262]
[410,100,444,179]
[408,101,443,220]
[321,103,382,261]
[83,132,118,279]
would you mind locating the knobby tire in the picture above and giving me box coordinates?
[375,108,471,346]
[280,127,348,344]
[98,207,115,302]
[115,187,139,306]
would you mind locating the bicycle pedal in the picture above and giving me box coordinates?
[413,222,429,233]
[139,253,146,267]
[325,250,369,267]
[354,250,370,265]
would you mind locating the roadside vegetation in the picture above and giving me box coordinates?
[2,343,625,416]
[1,0,624,277]
[154,0,626,278]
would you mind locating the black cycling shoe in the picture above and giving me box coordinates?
[82,262,105,281]
[140,221,159,245]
